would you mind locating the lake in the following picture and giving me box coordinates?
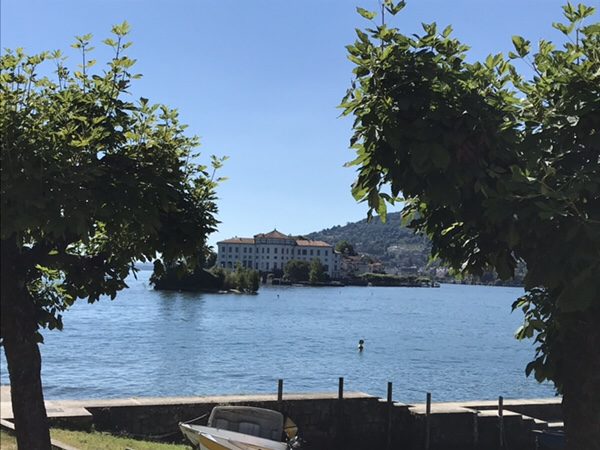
[0,271,555,403]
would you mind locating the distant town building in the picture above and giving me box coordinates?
[340,254,385,277]
[217,229,341,277]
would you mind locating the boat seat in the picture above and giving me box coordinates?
[208,406,284,440]
[213,418,236,431]
[239,421,261,436]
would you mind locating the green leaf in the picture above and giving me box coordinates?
[377,197,388,223]
[511,35,531,57]
[430,143,450,169]
[356,7,377,20]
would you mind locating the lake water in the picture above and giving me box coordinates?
[0,271,555,403]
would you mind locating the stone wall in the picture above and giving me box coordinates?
[37,392,560,450]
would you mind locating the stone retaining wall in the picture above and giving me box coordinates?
[48,392,560,450]
[1,389,561,450]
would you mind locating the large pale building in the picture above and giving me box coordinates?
[217,229,341,278]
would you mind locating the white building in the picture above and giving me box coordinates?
[217,229,341,278]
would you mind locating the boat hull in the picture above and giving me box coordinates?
[179,423,288,450]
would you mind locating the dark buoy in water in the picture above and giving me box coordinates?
[358,339,365,351]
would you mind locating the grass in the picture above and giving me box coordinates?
[0,430,17,450]
[0,429,192,450]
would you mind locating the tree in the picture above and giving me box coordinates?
[284,260,310,282]
[335,239,357,256]
[342,3,599,448]
[0,23,224,449]
[309,258,328,283]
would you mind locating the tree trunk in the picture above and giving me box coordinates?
[1,239,52,450]
[559,307,600,450]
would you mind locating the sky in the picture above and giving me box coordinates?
[1,0,579,246]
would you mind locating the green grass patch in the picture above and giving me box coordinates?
[0,430,18,450]
[0,429,191,450]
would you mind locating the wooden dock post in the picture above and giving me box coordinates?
[498,395,504,449]
[473,407,479,450]
[336,377,345,448]
[277,379,283,403]
[425,392,431,450]
[386,382,393,450]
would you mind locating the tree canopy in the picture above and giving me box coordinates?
[335,239,358,256]
[284,259,311,282]
[0,23,224,449]
[342,2,599,448]
[309,258,328,283]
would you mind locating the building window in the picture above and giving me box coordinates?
[262,248,265,253]
[317,249,320,256]
[325,250,328,256]
[274,248,278,254]
[310,249,314,255]
[302,249,307,255]
[243,247,247,253]
[229,246,232,252]
[267,248,270,254]
[235,247,239,253]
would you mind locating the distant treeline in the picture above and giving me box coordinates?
[151,263,260,294]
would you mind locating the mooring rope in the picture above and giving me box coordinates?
[126,412,209,440]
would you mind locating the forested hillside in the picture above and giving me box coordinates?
[306,212,431,270]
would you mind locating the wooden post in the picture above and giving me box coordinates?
[277,379,283,403]
[386,382,393,450]
[337,377,344,447]
[425,392,431,450]
[498,396,504,449]
[473,409,479,450]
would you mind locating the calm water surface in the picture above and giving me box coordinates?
[0,271,555,403]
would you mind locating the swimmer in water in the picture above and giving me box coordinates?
[358,339,365,351]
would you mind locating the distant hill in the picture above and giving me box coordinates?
[305,212,432,271]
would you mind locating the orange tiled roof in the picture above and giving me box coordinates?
[218,231,333,248]
[295,239,332,248]
[254,229,292,240]
[218,237,255,244]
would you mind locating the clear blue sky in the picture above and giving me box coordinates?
[2,0,576,246]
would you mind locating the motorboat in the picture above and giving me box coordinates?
[179,405,301,450]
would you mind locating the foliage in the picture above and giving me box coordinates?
[0,23,225,448]
[342,1,599,393]
[307,212,430,268]
[0,22,225,332]
[211,265,260,293]
[309,258,329,283]
[358,272,431,287]
[150,264,222,291]
[335,240,358,256]
[284,259,310,282]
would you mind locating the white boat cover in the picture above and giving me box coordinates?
[208,406,284,441]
